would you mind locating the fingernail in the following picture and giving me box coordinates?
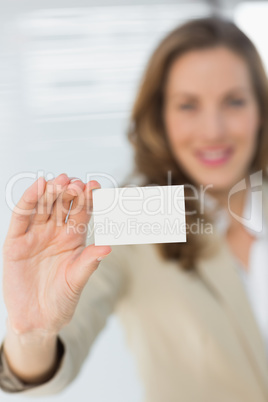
[88,182,101,190]
[97,254,109,262]
[69,177,81,183]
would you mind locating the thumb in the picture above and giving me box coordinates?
[66,244,112,294]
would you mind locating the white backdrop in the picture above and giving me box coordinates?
[0,1,267,401]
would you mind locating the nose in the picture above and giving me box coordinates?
[199,109,225,141]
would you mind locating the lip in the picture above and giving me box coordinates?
[195,146,233,166]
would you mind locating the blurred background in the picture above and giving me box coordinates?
[0,0,268,401]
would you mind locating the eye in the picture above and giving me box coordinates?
[178,103,195,110]
[227,98,246,107]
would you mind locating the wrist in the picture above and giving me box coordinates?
[5,317,58,347]
[3,318,60,384]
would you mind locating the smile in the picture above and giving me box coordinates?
[196,147,233,166]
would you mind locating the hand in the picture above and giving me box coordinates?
[2,173,111,336]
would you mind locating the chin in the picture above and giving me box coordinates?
[189,173,238,192]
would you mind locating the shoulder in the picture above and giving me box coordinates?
[100,243,159,272]
[101,243,191,284]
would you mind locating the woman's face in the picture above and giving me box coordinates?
[163,46,261,192]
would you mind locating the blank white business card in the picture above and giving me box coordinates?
[92,185,186,246]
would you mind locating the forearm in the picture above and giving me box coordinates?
[2,319,59,384]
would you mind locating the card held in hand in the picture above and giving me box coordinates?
[92,185,187,246]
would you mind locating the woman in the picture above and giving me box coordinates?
[0,16,268,401]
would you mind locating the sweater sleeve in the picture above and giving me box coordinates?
[0,237,129,397]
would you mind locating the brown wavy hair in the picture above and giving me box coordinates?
[124,16,268,270]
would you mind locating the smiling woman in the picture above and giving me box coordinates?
[163,46,260,188]
[127,16,268,269]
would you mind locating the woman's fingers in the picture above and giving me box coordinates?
[67,180,100,226]
[66,244,112,295]
[6,175,99,240]
[6,177,46,239]
[31,174,70,226]
[50,179,85,225]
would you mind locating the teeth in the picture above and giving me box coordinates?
[200,150,228,160]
